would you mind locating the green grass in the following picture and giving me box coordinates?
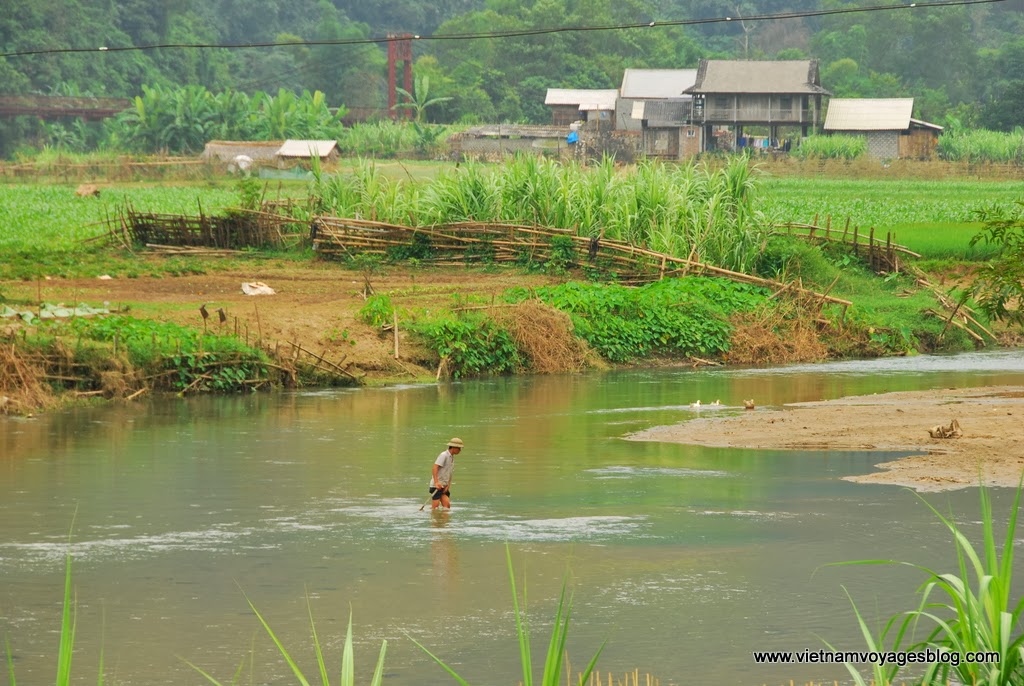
[885,222,999,260]
[0,184,241,250]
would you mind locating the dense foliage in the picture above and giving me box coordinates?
[509,278,769,361]
[3,0,1024,156]
[967,200,1024,326]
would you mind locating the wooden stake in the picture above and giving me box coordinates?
[393,310,399,359]
[254,302,263,345]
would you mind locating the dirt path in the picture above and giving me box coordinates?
[627,386,1024,492]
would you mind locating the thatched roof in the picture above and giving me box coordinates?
[686,60,830,95]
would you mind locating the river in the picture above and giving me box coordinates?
[3,349,1024,685]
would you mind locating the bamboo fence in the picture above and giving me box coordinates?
[110,205,307,250]
[310,217,853,314]
[775,215,921,274]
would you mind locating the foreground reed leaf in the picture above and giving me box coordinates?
[409,543,605,686]
[828,479,1024,686]
[186,592,387,686]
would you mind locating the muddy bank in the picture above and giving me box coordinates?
[627,386,1024,492]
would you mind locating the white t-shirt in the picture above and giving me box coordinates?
[429,450,455,487]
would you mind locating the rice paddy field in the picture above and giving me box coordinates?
[0,184,242,250]
[758,177,1022,252]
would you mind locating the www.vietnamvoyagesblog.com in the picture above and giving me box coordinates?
[752,648,1000,668]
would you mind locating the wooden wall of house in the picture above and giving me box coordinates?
[642,126,702,160]
[643,128,679,158]
[898,129,939,159]
[703,94,813,124]
[550,105,579,127]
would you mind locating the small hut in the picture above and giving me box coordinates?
[544,89,618,129]
[823,98,943,159]
[201,140,283,166]
[276,139,339,164]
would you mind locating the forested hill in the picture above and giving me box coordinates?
[1,0,1023,129]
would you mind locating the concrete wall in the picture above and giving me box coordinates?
[864,131,900,160]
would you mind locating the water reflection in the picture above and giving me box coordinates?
[430,510,460,597]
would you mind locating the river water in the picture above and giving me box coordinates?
[2,350,1024,685]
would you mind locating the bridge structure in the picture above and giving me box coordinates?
[0,95,132,121]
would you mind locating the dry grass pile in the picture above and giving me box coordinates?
[495,300,591,373]
[727,304,828,365]
[0,343,54,414]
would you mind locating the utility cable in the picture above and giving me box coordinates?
[0,0,1005,58]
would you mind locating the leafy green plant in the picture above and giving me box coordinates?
[393,75,453,124]
[545,236,576,274]
[58,315,270,393]
[407,544,605,686]
[186,593,387,686]
[967,200,1024,326]
[829,481,1024,686]
[510,278,765,362]
[358,294,395,328]
[407,313,520,377]
[236,176,265,210]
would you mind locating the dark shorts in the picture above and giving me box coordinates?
[429,486,451,501]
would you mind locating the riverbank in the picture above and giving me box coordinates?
[627,385,1024,492]
[0,263,564,385]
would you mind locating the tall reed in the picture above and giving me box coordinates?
[308,155,773,272]
[938,127,1024,164]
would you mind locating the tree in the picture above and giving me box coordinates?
[394,75,453,123]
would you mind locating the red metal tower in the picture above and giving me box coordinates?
[387,34,414,121]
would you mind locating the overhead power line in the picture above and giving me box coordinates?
[0,0,1004,59]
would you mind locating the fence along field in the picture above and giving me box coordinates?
[1,164,1021,259]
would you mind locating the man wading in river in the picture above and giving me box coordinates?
[429,438,463,510]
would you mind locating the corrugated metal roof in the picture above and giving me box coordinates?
[545,89,618,109]
[640,100,690,125]
[823,99,914,131]
[687,60,829,95]
[620,69,697,99]
[276,140,338,157]
[910,117,944,132]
